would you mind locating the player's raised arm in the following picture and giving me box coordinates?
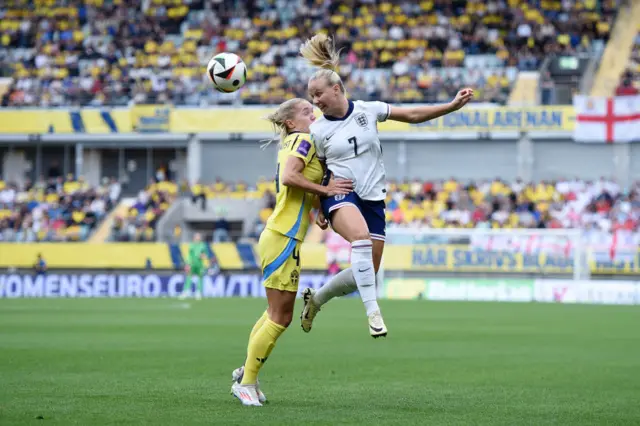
[281,156,352,197]
[388,88,474,124]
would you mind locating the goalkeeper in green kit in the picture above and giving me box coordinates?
[179,232,208,300]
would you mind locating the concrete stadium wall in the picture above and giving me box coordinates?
[199,138,638,184]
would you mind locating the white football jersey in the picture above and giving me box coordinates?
[311,100,390,201]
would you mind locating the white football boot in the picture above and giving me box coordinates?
[231,381,262,407]
[178,292,190,300]
[232,366,267,403]
[300,287,321,333]
[368,310,388,338]
[195,292,202,301]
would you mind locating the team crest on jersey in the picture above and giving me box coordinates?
[290,270,299,287]
[334,194,345,201]
[354,113,368,128]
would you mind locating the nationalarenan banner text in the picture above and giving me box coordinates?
[0,273,330,299]
[573,95,640,143]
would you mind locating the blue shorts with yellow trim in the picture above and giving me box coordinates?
[258,228,301,293]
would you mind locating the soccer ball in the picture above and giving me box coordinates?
[206,52,247,93]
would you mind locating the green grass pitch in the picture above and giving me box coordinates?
[1,298,639,425]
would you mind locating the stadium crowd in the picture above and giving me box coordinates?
[615,29,640,97]
[2,174,637,243]
[0,0,619,107]
[0,174,120,242]
[109,174,178,242]
[383,177,639,235]
[214,176,640,241]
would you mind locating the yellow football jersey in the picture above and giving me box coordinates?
[266,132,324,241]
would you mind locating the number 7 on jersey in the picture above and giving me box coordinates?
[348,136,358,156]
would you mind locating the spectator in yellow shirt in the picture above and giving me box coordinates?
[191,180,206,210]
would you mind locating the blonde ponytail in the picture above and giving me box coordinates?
[300,33,345,93]
[299,33,341,72]
[261,98,306,149]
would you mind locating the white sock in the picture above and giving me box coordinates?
[350,240,379,316]
[312,268,357,306]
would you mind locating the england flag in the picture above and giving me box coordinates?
[573,95,640,143]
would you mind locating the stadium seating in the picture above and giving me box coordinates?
[190,178,275,201]
[186,176,638,240]
[614,29,639,96]
[5,173,633,243]
[109,178,178,242]
[0,175,119,242]
[382,178,637,233]
[590,1,640,97]
[0,0,619,107]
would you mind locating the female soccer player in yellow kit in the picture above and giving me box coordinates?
[230,98,352,407]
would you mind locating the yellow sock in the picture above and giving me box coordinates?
[249,311,268,341]
[241,318,286,385]
[243,311,268,367]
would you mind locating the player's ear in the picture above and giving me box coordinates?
[284,118,294,131]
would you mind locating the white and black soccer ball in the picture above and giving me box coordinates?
[206,52,247,93]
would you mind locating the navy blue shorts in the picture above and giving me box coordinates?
[320,193,386,241]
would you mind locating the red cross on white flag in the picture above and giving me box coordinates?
[573,95,640,143]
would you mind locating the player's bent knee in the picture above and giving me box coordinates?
[268,302,294,328]
[266,287,296,327]
[331,208,370,243]
[353,233,371,242]
[348,230,371,243]
[270,311,293,328]
[281,312,293,328]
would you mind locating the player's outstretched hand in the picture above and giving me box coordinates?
[184,265,191,273]
[450,88,474,111]
[325,177,353,197]
[316,210,329,230]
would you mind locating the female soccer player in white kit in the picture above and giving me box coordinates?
[299,34,474,337]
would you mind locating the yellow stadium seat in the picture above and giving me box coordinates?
[432,218,445,228]
[443,180,458,193]
[63,181,80,194]
[72,211,86,224]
